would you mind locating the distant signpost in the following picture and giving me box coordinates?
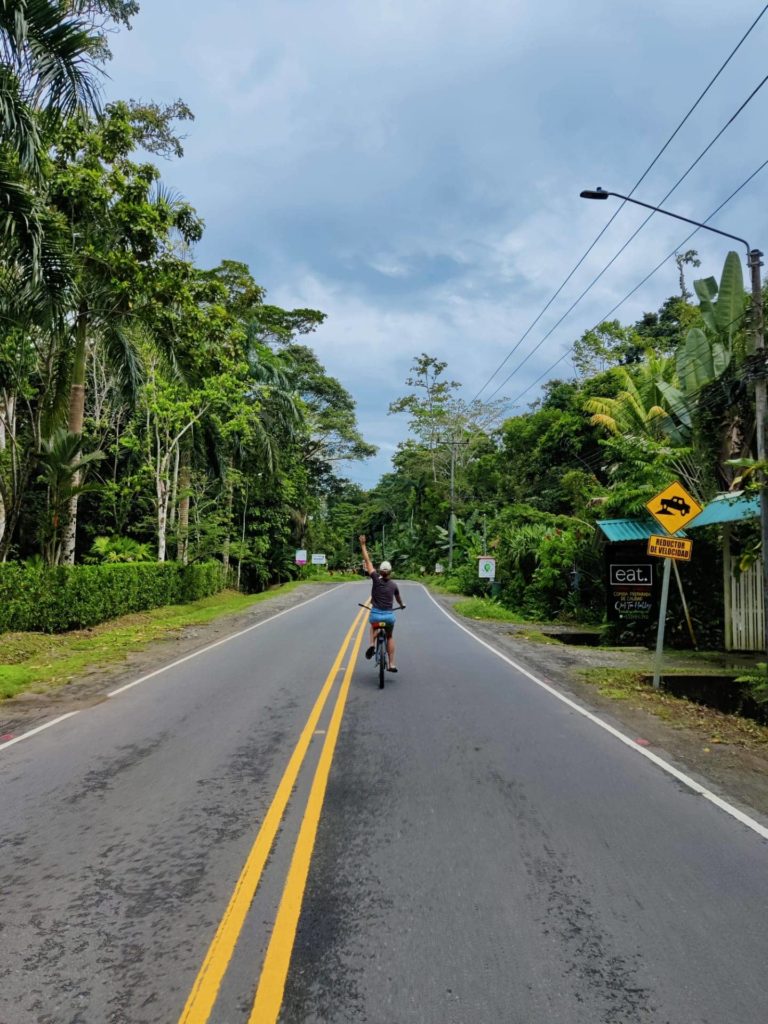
[295,549,307,565]
[311,553,327,565]
[478,557,496,580]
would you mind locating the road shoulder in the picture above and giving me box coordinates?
[428,589,768,824]
[0,583,346,740]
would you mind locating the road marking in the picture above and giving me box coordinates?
[0,587,348,757]
[421,586,768,843]
[248,615,367,1023]
[176,605,366,1024]
[110,585,346,698]
[0,712,80,752]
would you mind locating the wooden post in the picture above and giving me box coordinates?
[672,560,697,649]
[723,524,733,651]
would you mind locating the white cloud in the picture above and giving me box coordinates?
[105,0,768,485]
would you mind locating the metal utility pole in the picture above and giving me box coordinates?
[435,433,469,571]
[581,188,768,656]
[448,439,456,570]
[749,248,768,655]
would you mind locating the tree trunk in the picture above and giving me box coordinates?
[169,444,179,530]
[176,436,191,564]
[62,306,88,565]
[156,468,169,562]
[222,473,233,575]
[237,482,248,592]
[0,392,10,553]
[0,390,25,559]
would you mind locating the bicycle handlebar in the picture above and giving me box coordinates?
[358,603,406,610]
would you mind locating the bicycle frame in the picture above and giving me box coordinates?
[359,604,391,688]
[372,620,389,687]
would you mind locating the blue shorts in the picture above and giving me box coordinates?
[369,608,396,633]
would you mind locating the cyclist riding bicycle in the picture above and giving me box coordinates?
[359,534,405,672]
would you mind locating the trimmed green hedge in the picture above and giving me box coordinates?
[0,561,226,633]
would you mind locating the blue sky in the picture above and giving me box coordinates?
[105,1,768,486]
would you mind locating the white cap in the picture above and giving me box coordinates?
[379,561,392,573]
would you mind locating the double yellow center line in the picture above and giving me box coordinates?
[178,605,369,1024]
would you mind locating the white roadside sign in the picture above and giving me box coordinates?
[478,557,496,580]
[311,553,327,565]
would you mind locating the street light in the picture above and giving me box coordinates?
[581,187,768,656]
[580,188,752,253]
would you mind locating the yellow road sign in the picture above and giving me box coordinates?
[645,481,702,533]
[647,534,693,561]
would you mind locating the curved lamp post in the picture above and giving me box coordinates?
[581,187,768,657]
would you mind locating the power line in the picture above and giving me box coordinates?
[470,3,768,404]
[492,311,755,490]
[483,72,768,407]
[495,155,768,417]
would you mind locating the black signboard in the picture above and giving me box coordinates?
[606,545,657,623]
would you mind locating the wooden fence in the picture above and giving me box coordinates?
[724,544,765,651]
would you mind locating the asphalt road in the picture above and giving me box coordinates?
[2,582,768,1024]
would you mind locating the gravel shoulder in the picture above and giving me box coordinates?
[431,591,768,825]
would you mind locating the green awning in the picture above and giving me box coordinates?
[686,492,759,528]
[597,492,759,542]
[596,517,673,542]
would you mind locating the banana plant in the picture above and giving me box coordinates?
[656,251,745,442]
[693,250,745,345]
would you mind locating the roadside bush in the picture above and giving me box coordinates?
[0,561,226,633]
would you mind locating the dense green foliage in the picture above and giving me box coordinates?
[0,560,225,632]
[0,4,764,651]
[0,4,373,610]
[337,257,763,645]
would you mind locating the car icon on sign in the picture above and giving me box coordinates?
[659,495,690,516]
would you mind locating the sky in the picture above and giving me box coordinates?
[104,0,768,487]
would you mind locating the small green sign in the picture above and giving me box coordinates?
[478,557,496,580]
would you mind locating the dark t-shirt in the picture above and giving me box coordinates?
[368,571,401,611]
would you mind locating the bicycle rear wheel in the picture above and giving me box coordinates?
[377,633,386,689]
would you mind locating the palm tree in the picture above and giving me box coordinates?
[584,355,676,440]
[0,0,101,272]
[36,426,102,564]
[219,345,304,572]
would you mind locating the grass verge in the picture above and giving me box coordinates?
[580,668,768,749]
[453,597,527,622]
[0,582,321,700]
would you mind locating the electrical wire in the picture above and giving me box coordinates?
[487,302,757,493]
[494,155,768,417]
[469,3,768,405]
[483,71,768,410]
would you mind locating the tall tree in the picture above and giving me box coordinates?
[46,102,201,561]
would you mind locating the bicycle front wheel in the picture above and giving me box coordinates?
[377,636,386,689]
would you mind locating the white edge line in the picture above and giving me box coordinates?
[421,585,768,843]
[108,584,347,697]
[0,712,80,751]
[0,585,348,754]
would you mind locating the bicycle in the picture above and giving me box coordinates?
[358,603,405,689]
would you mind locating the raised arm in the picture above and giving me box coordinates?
[359,534,374,575]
